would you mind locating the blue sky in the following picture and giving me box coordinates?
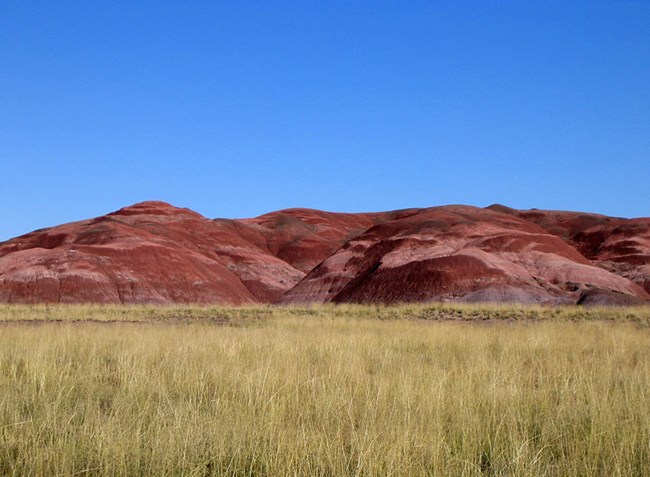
[1,1,649,240]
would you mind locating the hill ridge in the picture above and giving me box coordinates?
[1,202,648,305]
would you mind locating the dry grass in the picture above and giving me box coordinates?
[0,302,648,325]
[0,304,649,475]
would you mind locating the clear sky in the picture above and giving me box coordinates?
[1,1,649,240]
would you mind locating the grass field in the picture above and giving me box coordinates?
[1,304,649,476]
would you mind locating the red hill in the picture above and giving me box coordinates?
[0,202,302,304]
[282,205,647,305]
[0,202,648,305]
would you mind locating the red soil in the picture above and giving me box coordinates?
[0,201,648,305]
[283,206,647,305]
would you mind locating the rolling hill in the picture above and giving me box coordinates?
[1,201,648,305]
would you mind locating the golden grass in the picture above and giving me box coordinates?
[0,305,649,475]
[0,302,648,325]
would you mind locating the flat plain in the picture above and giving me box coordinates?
[1,304,649,476]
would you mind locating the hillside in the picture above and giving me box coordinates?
[0,201,648,305]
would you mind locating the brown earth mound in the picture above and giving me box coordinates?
[0,201,648,305]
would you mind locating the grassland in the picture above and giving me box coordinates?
[1,304,649,476]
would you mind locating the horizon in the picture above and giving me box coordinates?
[2,1,649,240]
[2,198,642,241]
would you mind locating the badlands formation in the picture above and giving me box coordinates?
[0,201,648,306]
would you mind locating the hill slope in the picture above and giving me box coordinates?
[0,201,648,305]
[282,205,648,305]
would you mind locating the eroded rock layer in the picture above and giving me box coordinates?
[0,202,302,304]
[282,206,648,305]
[0,201,648,305]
